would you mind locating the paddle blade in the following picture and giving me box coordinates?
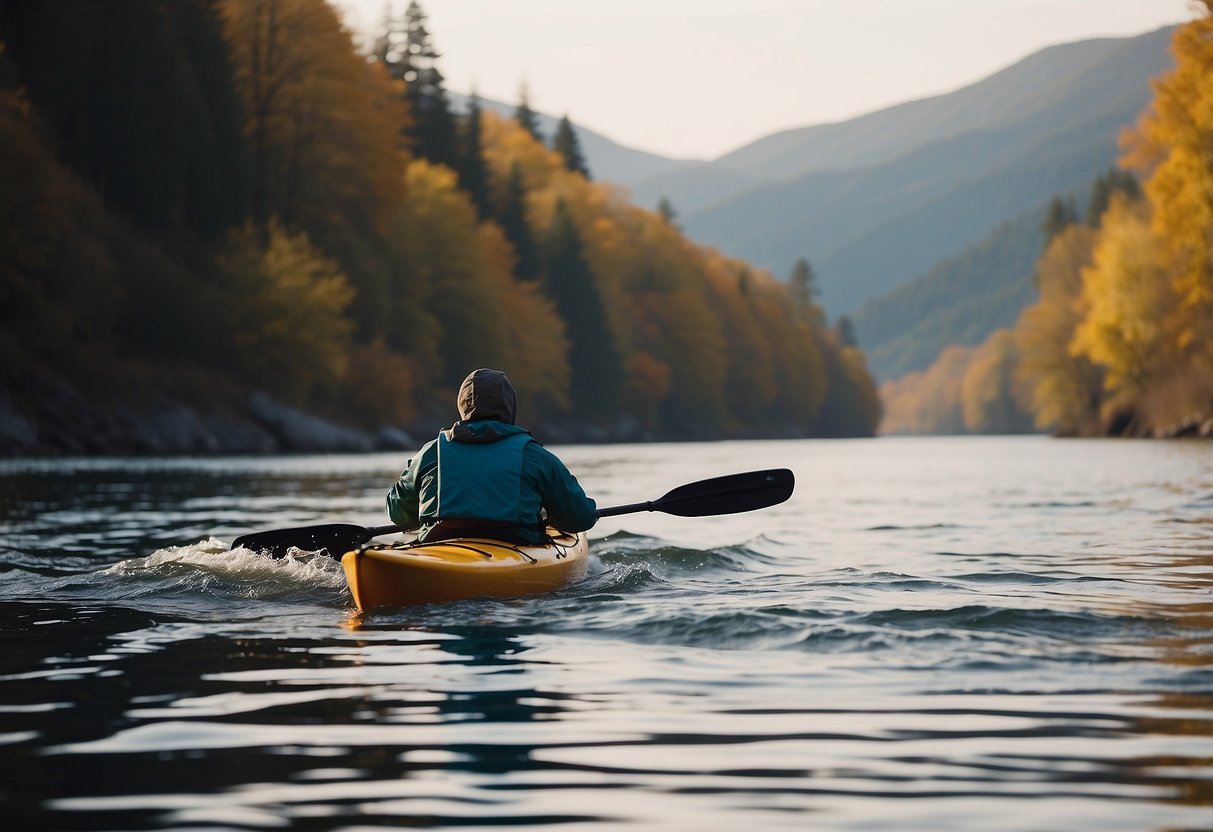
[653,468,794,517]
[232,523,378,559]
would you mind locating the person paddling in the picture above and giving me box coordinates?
[387,368,598,544]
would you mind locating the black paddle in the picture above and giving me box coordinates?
[595,468,794,518]
[232,468,794,559]
[231,523,413,560]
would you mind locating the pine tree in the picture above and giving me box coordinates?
[789,258,825,325]
[657,197,678,228]
[497,162,541,281]
[457,92,491,217]
[543,199,622,420]
[1087,167,1141,228]
[552,114,590,178]
[385,1,458,169]
[1041,195,1078,243]
[835,316,858,348]
[514,81,543,142]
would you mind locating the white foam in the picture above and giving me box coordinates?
[105,537,348,592]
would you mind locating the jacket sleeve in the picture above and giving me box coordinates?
[532,446,597,532]
[386,445,430,527]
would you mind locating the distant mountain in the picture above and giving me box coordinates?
[627,26,1174,315]
[448,92,699,186]
[850,207,1046,381]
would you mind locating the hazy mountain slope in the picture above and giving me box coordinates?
[682,126,1026,286]
[713,33,1158,180]
[676,26,1172,313]
[631,27,1171,216]
[811,106,1127,312]
[850,209,1045,381]
[449,92,698,186]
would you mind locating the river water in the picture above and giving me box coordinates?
[1,436,1211,831]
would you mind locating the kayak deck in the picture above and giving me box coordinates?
[341,530,588,611]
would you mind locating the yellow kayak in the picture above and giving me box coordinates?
[341,530,588,611]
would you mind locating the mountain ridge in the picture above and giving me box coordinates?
[668,25,1174,314]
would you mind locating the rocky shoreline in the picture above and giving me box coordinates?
[0,387,405,457]
[0,383,664,458]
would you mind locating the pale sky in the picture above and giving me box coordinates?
[333,0,1196,160]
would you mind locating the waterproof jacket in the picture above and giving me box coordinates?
[387,419,597,544]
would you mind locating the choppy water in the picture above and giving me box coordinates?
[1,436,1211,830]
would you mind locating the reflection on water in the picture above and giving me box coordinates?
[1,437,1212,829]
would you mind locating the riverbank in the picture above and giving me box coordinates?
[0,378,704,457]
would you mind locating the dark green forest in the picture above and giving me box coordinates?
[0,0,881,455]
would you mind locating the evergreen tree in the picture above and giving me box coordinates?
[514,81,544,142]
[552,114,590,179]
[498,162,541,281]
[1041,195,1078,243]
[1086,167,1141,228]
[835,316,858,348]
[384,1,458,169]
[657,196,678,228]
[457,92,491,217]
[789,257,825,324]
[543,199,622,420]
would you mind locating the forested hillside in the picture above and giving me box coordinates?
[0,0,880,455]
[851,209,1044,381]
[880,6,1213,439]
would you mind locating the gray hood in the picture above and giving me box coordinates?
[456,368,517,425]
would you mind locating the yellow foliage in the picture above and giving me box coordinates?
[1071,199,1176,400]
[480,111,566,198]
[880,345,973,434]
[217,220,354,402]
[1124,5,1213,335]
[1012,224,1103,433]
[221,0,408,236]
[960,330,1031,433]
[476,221,572,415]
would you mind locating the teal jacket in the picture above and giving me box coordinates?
[386,420,597,544]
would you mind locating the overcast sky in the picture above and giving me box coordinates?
[332,0,1195,160]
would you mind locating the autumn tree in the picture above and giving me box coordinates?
[961,330,1033,433]
[1012,224,1102,434]
[817,341,882,436]
[1070,198,1177,429]
[552,115,591,179]
[1120,0,1213,427]
[386,160,510,388]
[215,220,354,402]
[221,0,407,241]
[879,346,973,434]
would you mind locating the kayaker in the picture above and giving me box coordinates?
[386,368,598,544]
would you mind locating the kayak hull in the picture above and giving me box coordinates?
[341,531,588,611]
